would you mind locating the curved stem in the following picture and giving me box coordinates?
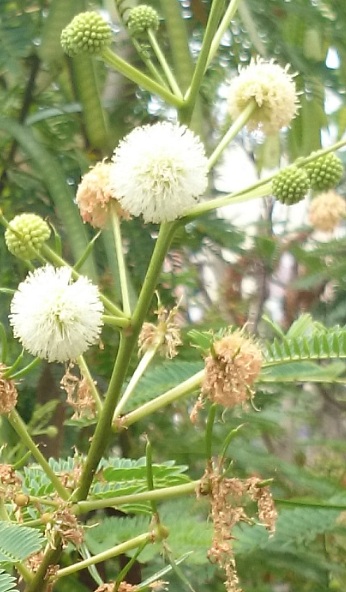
[118,369,204,429]
[206,0,243,68]
[75,480,200,514]
[207,100,257,170]
[183,0,225,118]
[101,46,183,108]
[147,29,183,99]
[8,410,69,501]
[113,347,157,419]
[56,533,152,579]
[74,222,178,501]
[110,205,131,316]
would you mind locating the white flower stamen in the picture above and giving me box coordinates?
[110,122,208,223]
[10,265,104,363]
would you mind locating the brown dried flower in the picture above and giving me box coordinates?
[76,160,130,228]
[308,190,346,232]
[61,364,96,419]
[94,584,138,592]
[138,305,182,359]
[0,364,18,414]
[202,331,263,408]
[46,508,84,548]
[200,462,277,592]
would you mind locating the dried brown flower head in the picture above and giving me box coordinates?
[61,364,96,419]
[200,462,277,592]
[138,305,182,359]
[0,364,18,414]
[76,160,130,228]
[46,508,84,548]
[202,331,263,408]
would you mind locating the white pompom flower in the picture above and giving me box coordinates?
[10,265,104,363]
[110,122,208,223]
[227,58,299,134]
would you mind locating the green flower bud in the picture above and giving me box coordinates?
[127,5,160,36]
[5,213,51,260]
[304,152,343,192]
[272,166,310,205]
[61,11,112,57]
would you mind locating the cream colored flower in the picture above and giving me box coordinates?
[110,122,208,223]
[76,161,129,228]
[227,58,299,134]
[10,265,104,363]
[308,191,346,231]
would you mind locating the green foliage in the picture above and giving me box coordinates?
[0,569,17,592]
[0,522,43,563]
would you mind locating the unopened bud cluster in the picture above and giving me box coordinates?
[61,11,112,57]
[304,153,343,192]
[272,153,344,206]
[272,166,310,205]
[5,213,50,260]
[127,5,160,36]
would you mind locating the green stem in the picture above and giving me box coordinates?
[55,533,152,579]
[102,314,131,328]
[113,347,158,419]
[145,438,158,515]
[147,29,183,99]
[181,181,272,222]
[118,369,204,429]
[205,404,217,461]
[77,355,103,415]
[207,100,257,170]
[8,410,69,500]
[110,205,131,316]
[206,0,242,68]
[101,46,183,108]
[4,356,40,380]
[183,0,225,118]
[75,480,200,514]
[74,222,178,500]
[132,37,169,88]
[41,244,126,317]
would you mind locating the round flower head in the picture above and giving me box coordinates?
[110,122,208,223]
[61,11,112,57]
[202,331,263,408]
[227,58,299,134]
[308,191,346,232]
[76,161,129,228]
[5,213,50,260]
[127,5,160,36]
[10,266,104,363]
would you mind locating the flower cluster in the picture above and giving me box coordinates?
[309,191,346,232]
[61,11,112,57]
[110,122,208,223]
[5,213,51,260]
[227,58,299,134]
[76,161,129,228]
[10,266,104,363]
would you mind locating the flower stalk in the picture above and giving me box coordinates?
[118,369,205,429]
